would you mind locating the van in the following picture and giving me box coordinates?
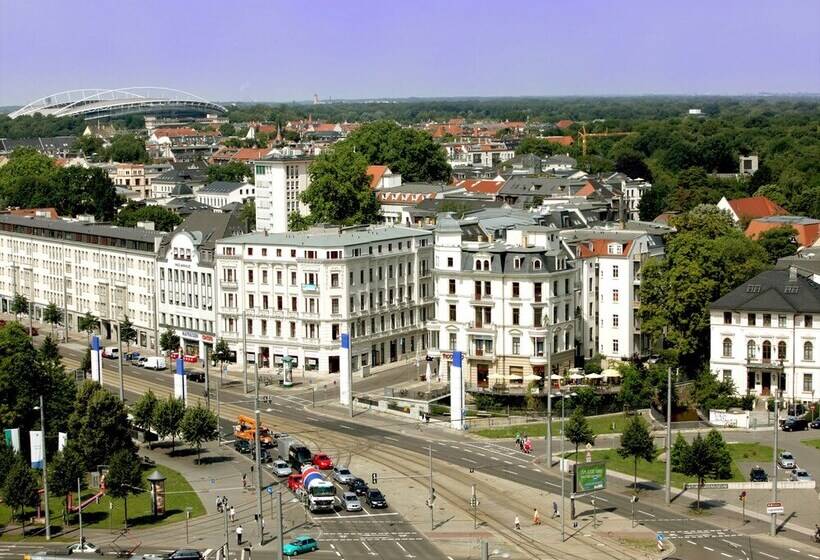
[102,346,119,359]
[142,356,167,370]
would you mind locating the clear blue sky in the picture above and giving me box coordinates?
[1,0,818,105]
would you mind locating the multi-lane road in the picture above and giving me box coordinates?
[57,343,820,560]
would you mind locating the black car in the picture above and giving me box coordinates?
[810,419,820,429]
[783,418,809,432]
[168,550,204,560]
[366,489,387,508]
[348,478,369,496]
[185,369,205,383]
[749,466,768,482]
[234,440,251,454]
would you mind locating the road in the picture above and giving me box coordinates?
[58,343,820,560]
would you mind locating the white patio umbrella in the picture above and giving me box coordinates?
[569,372,586,380]
[523,374,542,382]
[585,372,604,380]
[602,369,622,379]
[550,374,563,380]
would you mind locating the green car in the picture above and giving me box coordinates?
[282,535,319,556]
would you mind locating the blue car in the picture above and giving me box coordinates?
[282,536,318,556]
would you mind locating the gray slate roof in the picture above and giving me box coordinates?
[221,224,431,248]
[159,209,246,262]
[710,269,820,313]
[199,181,246,194]
[0,214,163,246]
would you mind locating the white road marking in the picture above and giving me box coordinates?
[504,460,513,465]
[544,481,559,488]
[203,550,212,558]
[807,555,819,560]
[687,540,697,545]
[722,540,740,548]
[638,510,655,518]
[721,554,732,558]
[789,549,800,553]
[396,542,415,558]
[596,496,609,503]
[463,458,477,464]
[758,553,778,559]
[362,542,377,556]
[384,436,399,442]
[503,469,518,475]
[339,424,353,430]
[450,445,461,450]
[704,546,715,552]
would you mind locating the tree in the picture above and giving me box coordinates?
[219,123,237,137]
[213,338,231,367]
[681,432,731,511]
[670,432,689,472]
[0,322,48,448]
[51,166,123,221]
[564,408,596,461]
[73,135,105,158]
[131,390,158,448]
[583,354,603,375]
[638,182,670,221]
[115,202,182,232]
[301,143,380,226]
[106,134,149,163]
[207,161,251,183]
[159,328,180,355]
[618,363,652,412]
[617,415,655,492]
[615,150,654,181]
[153,397,185,453]
[755,226,798,264]
[2,457,40,528]
[39,335,61,364]
[11,293,29,320]
[704,429,732,480]
[180,404,218,463]
[105,449,142,528]
[0,439,16,489]
[516,136,560,158]
[74,388,135,471]
[571,386,600,415]
[42,302,63,338]
[78,312,99,344]
[239,200,256,232]
[48,443,86,524]
[119,315,138,353]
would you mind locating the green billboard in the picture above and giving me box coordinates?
[574,461,606,493]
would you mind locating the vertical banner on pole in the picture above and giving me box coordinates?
[58,432,67,452]
[450,351,464,430]
[30,430,44,469]
[339,334,351,407]
[4,428,20,452]
[174,357,187,405]
[90,335,102,384]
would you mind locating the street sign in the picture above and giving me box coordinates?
[766,502,784,514]
[267,485,274,495]
[574,461,607,493]
[656,532,665,542]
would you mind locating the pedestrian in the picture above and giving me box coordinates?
[514,515,521,530]
[552,501,559,519]
[532,508,541,525]
[515,432,521,446]
[236,524,243,545]
[216,495,222,513]
[229,505,236,523]
[242,473,247,488]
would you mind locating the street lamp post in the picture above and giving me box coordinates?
[117,319,124,402]
[544,318,553,467]
[36,395,51,540]
[664,368,673,505]
[771,383,780,537]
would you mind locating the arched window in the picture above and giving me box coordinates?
[723,338,732,358]
[762,340,772,361]
[747,340,756,360]
[534,260,542,271]
[805,341,814,362]
[777,341,787,360]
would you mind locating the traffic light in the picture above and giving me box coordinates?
[371,473,378,485]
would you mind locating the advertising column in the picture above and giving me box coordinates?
[174,357,188,405]
[90,335,103,385]
[339,334,351,407]
[450,351,464,430]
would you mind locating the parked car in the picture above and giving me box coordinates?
[185,369,205,383]
[810,418,820,429]
[312,453,333,470]
[124,351,141,362]
[142,356,167,370]
[783,418,809,431]
[270,459,292,477]
[789,469,813,482]
[282,535,319,556]
[365,489,387,509]
[348,478,369,496]
[252,447,272,463]
[234,440,251,454]
[749,466,768,482]
[777,451,796,469]
[167,550,204,560]
[102,347,119,359]
[66,541,101,554]
[136,357,148,367]
[340,491,362,512]
[332,466,354,485]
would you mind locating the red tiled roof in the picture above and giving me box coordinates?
[575,182,596,197]
[367,165,389,189]
[457,179,504,195]
[556,119,574,129]
[745,219,820,248]
[727,196,788,220]
[153,127,197,137]
[7,207,59,219]
[545,135,574,146]
[579,239,634,258]
[256,124,277,134]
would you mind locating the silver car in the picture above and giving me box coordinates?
[789,469,812,482]
[341,491,362,512]
[270,459,292,477]
[332,466,354,484]
[777,451,796,469]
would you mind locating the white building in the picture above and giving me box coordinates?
[0,214,163,350]
[195,181,255,209]
[253,149,313,233]
[214,225,435,375]
[426,215,577,390]
[446,142,515,169]
[561,227,665,362]
[709,268,819,405]
[156,211,246,361]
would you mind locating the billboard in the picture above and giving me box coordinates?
[574,461,606,493]
[30,430,44,469]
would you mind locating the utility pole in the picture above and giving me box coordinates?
[117,320,124,402]
[254,360,263,545]
[770,388,779,537]
[429,446,435,531]
[545,323,552,467]
[77,477,83,546]
[560,392,566,542]
[242,308,248,394]
[277,486,284,560]
[223,497,230,557]
[39,395,51,540]
[205,347,211,410]
[216,362,223,446]
[471,484,478,530]
[62,276,69,343]
[664,368,673,505]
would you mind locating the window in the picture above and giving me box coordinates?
[512,337,520,355]
[449,333,457,350]
[723,370,732,383]
[275,321,281,337]
[806,315,814,328]
[448,279,456,295]
[762,340,771,361]
[746,340,756,360]
[291,296,297,311]
[723,311,732,325]
[612,339,619,353]
[804,374,813,393]
[722,338,732,358]
[763,314,771,327]
[612,314,619,328]
[276,270,282,285]
[607,243,623,255]
[246,318,253,335]
[513,257,522,270]
[290,322,296,338]
[777,341,787,360]
[449,305,457,321]
[512,282,520,298]
[248,294,254,308]
[262,270,268,284]
[512,308,520,325]
[805,341,814,361]
[331,298,339,314]
[276,296,283,310]
[748,313,756,326]
[778,315,787,328]
[612,265,619,278]
[248,269,254,283]
[612,289,619,303]
[533,260,541,271]
[447,257,454,267]
[247,247,253,256]
[331,273,339,288]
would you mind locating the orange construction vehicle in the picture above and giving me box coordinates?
[234,415,274,448]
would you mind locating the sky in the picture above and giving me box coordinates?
[0,0,819,105]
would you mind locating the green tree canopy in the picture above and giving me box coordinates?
[130,390,158,447]
[105,449,142,528]
[207,161,251,183]
[115,202,182,232]
[670,432,689,472]
[74,387,135,471]
[755,225,798,264]
[2,456,40,523]
[42,302,64,338]
[213,338,231,366]
[48,443,86,519]
[159,328,180,354]
[78,312,99,343]
[11,293,29,318]
[516,136,560,158]
[617,415,655,492]
[681,432,731,510]
[106,134,149,163]
[119,315,138,351]
[153,397,185,453]
[73,135,105,158]
[564,408,596,460]
[0,322,48,444]
[180,404,218,463]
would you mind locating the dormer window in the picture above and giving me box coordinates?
[533,260,542,271]
[608,243,623,255]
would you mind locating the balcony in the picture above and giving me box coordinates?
[301,283,319,293]
[467,321,495,333]
[469,348,494,360]
[746,357,786,369]
[220,280,238,290]
[529,354,548,365]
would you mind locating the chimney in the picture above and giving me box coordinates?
[789,266,797,282]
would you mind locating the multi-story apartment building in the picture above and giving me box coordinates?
[253,149,313,233]
[214,225,434,375]
[0,214,163,349]
[195,181,255,209]
[426,215,577,390]
[156,211,246,361]
[709,268,819,405]
[107,163,172,199]
[561,226,665,362]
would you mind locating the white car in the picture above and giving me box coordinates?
[67,541,101,554]
[270,459,292,477]
[789,469,813,482]
[341,491,362,512]
[332,466,354,485]
[777,451,796,469]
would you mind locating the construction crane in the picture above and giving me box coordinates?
[577,125,633,156]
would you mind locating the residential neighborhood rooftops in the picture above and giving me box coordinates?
[718,196,789,221]
[710,269,820,313]
[218,224,431,248]
[198,181,248,194]
[745,215,820,248]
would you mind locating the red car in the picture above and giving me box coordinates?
[287,473,302,493]
[311,453,333,470]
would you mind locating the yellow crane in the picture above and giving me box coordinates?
[577,125,634,156]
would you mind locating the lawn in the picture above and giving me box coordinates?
[802,439,820,450]
[564,442,774,489]
[0,464,205,537]
[474,413,630,439]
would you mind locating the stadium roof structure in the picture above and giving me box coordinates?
[9,87,226,120]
